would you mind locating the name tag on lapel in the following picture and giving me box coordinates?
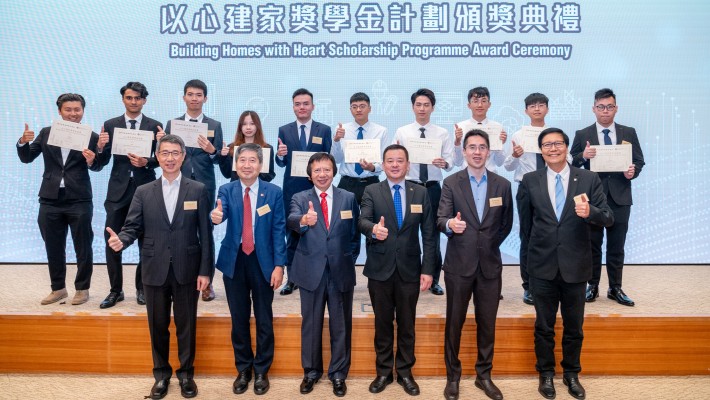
[410,204,423,213]
[341,210,353,219]
[184,201,197,210]
[207,130,215,138]
[257,204,271,216]
[489,197,503,207]
[312,136,322,145]
[621,140,631,145]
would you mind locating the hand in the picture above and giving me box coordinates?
[511,140,524,158]
[301,201,318,226]
[449,212,467,234]
[196,276,210,291]
[156,126,165,141]
[624,164,635,180]
[197,134,216,154]
[575,196,590,218]
[106,227,124,252]
[334,122,345,142]
[373,216,388,240]
[277,138,288,157]
[211,199,223,224]
[82,149,96,166]
[432,157,447,169]
[582,141,596,159]
[359,159,375,172]
[420,274,433,291]
[20,123,34,144]
[500,130,507,144]
[127,153,148,167]
[270,267,284,289]
[220,141,229,156]
[97,126,109,152]
[454,123,463,146]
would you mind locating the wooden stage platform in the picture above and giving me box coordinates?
[1,264,709,376]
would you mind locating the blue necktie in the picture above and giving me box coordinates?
[354,127,364,175]
[602,128,612,145]
[299,124,307,150]
[555,174,564,221]
[393,184,403,228]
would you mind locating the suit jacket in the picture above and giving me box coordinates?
[287,187,360,292]
[215,179,287,282]
[517,166,614,283]
[275,121,332,204]
[218,143,276,182]
[358,180,436,282]
[570,123,645,206]
[98,115,163,204]
[165,114,223,193]
[117,176,214,286]
[17,126,102,200]
[437,170,513,279]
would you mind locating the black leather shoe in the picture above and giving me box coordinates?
[430,282,444,295]
[149,379,169,399]
[475,377,503,400]
[254,373,269,395]
[300,377,319,394]
[397,375,420,396]
[443,381,459,400]
[136,289,146,305]
[233,369,252,394]
[201,283,216,301]
[585,285,599,303]
[280,281,297,296]
[538,376,556,399]
[368,375,393,393]
[179,378,197,398]
[332,379,347,397]
[99,291,124,309]
[523,289,534,305]
[563,376,586,399]
[607,287,635,306]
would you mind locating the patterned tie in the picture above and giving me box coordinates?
[393,184,403,228]
[354,127,364,175]
[320,192,329,231]
[602,128,612,145]
[418,127,428,183]
[242,187,254,255]
[555,174,565,221]
[299,124,307,150]
[129,120,137,129]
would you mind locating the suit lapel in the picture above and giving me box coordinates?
[172,179,190,227]
[153,179,171,226]
[615,123,624,145]
[561,169,580,221]
[588,124,600,146]
[481,173,492,222]
[253,180,264,231]
[378,181,397,230]
[329,187,343,234]
[457,171,480,224]
[307,123,318,151]
[402,181,417,229]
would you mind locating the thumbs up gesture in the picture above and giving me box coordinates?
[583,140,596,159]
[211,199,224,224]
[20,123,35,144]
[220,141,229,156]
[574,194,590,218]
[156,125,165,141]
[277,137,288,157]
[97,126,109,152]
[373,216,389,240]
[106,227,124,252]
[512,140,524,158]
[454,123,463,146]
[449,212,467,234]
[301,201,318,226]
[334,122,345,142]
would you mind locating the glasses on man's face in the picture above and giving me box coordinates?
[470,98,489,105]
[158,150,183,159]
[350,104,368,111]
[465,145,488,152]
[527,103,547,110]
[595,104,616,112]
[541,141,566,150]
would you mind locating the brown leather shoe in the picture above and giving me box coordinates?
[71,289,90,305]
[41,288,68,305]
[201,284,215,301]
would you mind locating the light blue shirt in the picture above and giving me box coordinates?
[469,169,488,221]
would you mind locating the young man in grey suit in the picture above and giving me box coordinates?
[517,128,614,400]
[107,135,213,399]
[358,144,435,397]
[288,152,360,397]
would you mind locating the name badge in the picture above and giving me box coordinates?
[312,136,322,144]
[489,197,503,207]
[573,193,589,205]
[184,201,197,210]
[621,140,631,145]
[410,204,423,213]
[257,204,271,216]
[207,130,215,138]
[340,210,353,219]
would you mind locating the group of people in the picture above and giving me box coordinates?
[17,81,644,400]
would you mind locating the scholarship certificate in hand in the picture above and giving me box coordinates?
[590,144,632,172]
[343,139,381,163]
[170,119,207,148]
[111,128,154,157]
[407,138,442,164]
[47,120,92,152]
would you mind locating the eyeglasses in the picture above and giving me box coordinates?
[595,104,617,111]
[465,145,489,152]
[158,150,183,158]
[540,141,566,150]
[350,104,369,110]
[469,98,489,105]
[527,103,547,110]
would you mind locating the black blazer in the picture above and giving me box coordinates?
[358,180,435,282]
[570,123,645,206]
[517,166,614,283]
[165,115,223,193]
[218,143,276,182]
[17,126,102,200]
[437,170,513,279]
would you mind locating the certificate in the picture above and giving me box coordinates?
[480,124,504,151]
[47,120,92,152]
[170,119,207,148]
[590,144,632,172]
[111,128,154,157]
[343,139,381,163]
[519,126,544,154]
[291,151,316,177]
[232,146,271,174]
[407,138,442,165]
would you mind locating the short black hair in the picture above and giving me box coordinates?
[306,152,337,177]
[464,129,490,149]
[158,134,186,153]
[538,127,569,148]
[350,92,370,104]
[594,88,616,102]
[120,82,149,98]
[467,87,490,102]
[184,79,207,96]
[411,88,436,106]
[236,142,264,164]
[525,92,548,107]
[383,144,409,161]
[56,93,86,110]
[292,88,313,100]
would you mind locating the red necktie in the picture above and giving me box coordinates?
[242,187,254,255]
[320,192,329,231]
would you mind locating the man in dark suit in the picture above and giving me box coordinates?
[518,128,614,400]
[97,82,163,308]
[164,79,223,301]
[275,88,332,296]
[570,88,645,306]
[17,93,106,306]
[212,143,286,396]
[437,130,513,400]
[107,134,213,399]
[288,153,360,397]
[358,144,435,396]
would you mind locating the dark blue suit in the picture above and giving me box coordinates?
[288,186,360,380]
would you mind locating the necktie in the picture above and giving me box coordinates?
[299,124,307,150]
[393,184,403,228]
[602,128,612,145]
[555,174,564,221]
[129,120,137,129]
[189,118,198,122]
[354,127,364,175]
[320,192,329,230]
[419,127,428,183]
[242,187,254,255]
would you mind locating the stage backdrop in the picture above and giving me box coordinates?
[1,1,708,264]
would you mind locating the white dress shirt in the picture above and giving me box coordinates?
[331,120,387,177]
[453,117,506,172]
[124,113,143,128]
[161,173,182,223]
[596,122,617,144]
[546,164,570,212]
[393,122,454,182]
